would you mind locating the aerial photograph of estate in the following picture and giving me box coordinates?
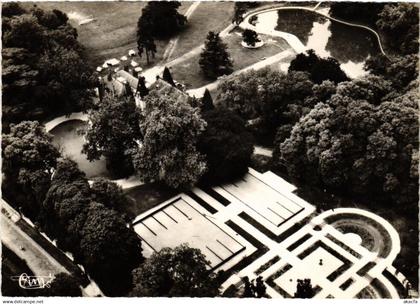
[1,0,419,301]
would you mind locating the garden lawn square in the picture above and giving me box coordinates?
[274,247,343,296]
[302,247,344,276]
[132,196,245,269]
[219,172,305,227]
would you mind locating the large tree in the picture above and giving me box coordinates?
[278,79,419,209]
[333,75,393,105]
[2,3,96,128]
[2,121,60,219]
[82,93,141,178]
[242,29,260,47]
[90,178,129,215]
[40,159,92,254]
[133,91,207,189]
[217,68,314,141]
[80,202,143,295]
[131,244,220,297]
[137,30,157,65]
[137,1,186,39]
[198,108,254,184]
[199,31,233,79]
[289,49,349,84]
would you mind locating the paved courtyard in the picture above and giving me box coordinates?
[132,169,410,299]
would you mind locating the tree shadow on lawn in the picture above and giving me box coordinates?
[122,183,178,220]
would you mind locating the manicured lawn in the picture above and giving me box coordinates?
[169,1,235,60]
[33,1,191,67]
[123,183,178,220]
[170,29,290,89]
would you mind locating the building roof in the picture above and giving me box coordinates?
[116,70,139,91]
[148,79,190,103]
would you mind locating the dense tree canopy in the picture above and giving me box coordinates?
[333,75,393,105]
[2,121,60,219]
[217,68,315,142]
[133,90,207,189]
[131,244,220,297]
[40,159,92,253]
[38,158,143,296]
[90,178,129,213]
[377,3,419,55]
[278,78,419,209]
[289,50,349,84]
[2,3,96,128]
[365,53,419,89]
[198,108,254,184]
[83,93,141,178]
[137,1,186,39]
[199,31,233,79]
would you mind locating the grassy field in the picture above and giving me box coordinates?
[123,183,178,220]
[33,1,191,67]
[170,29,290,89]
[169,1,235,60]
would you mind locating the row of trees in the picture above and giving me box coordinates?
[2,3,96,131]
[2,122,144,296]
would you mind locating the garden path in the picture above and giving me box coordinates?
[161,2,201,62]
[186,49,295,97]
